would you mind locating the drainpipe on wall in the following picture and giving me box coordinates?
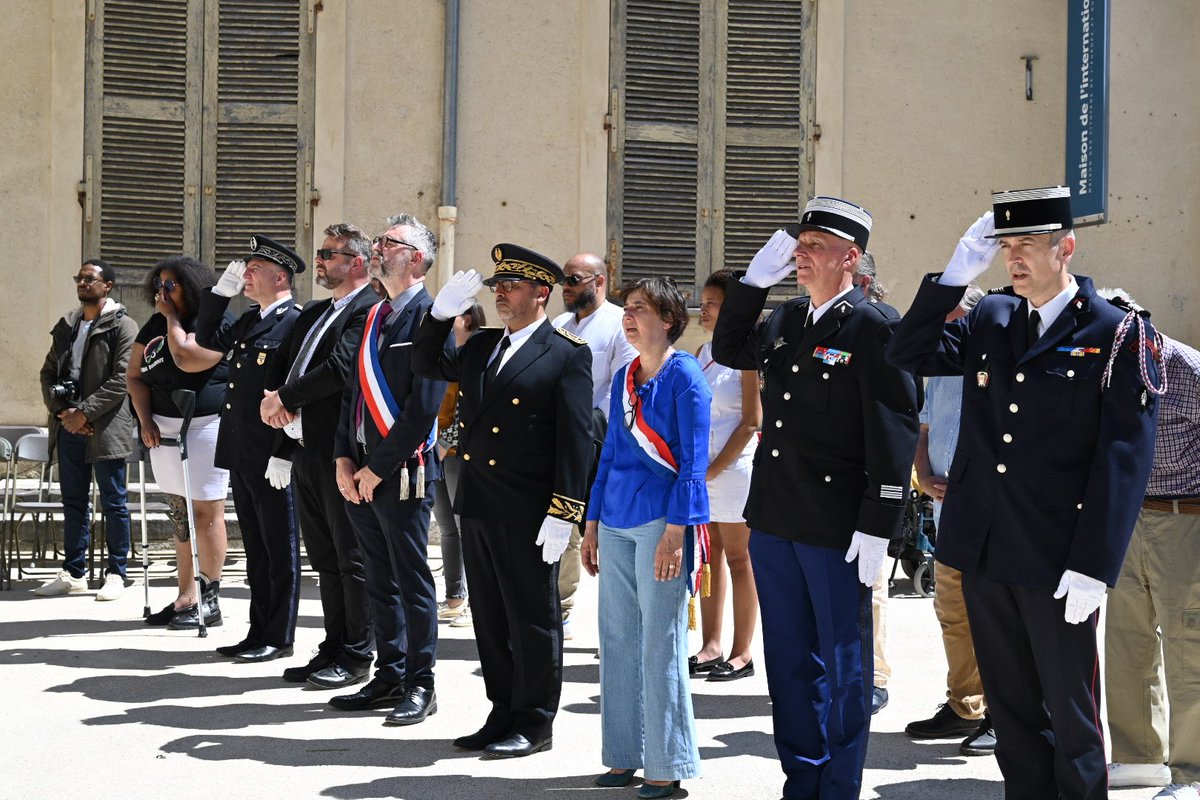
[437,0,460,290]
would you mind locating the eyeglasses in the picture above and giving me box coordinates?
[316,248,358,261]
[372,235,419,252]
[152,277,178,293]
[488,279,533,294]
[623,392,641,432]
[562,273,599,288]
[72,275,103,286]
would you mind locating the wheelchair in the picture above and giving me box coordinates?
[888,487,937,598]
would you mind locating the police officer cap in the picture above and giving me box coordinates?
[483,243,565,287]
[988,186,1073,238]
[247,234,306,275]
[785,196,873,250]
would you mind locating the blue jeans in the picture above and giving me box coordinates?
[57,430,130,578]
[598,518,700,782]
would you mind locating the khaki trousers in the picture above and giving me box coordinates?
[558,526,583,619]
[872,568,890,687]
[1105,508,1200,783]
[934,561,987,719]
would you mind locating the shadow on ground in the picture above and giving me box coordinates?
[86,701,334,730]
[321,774,694,800]
[48,672,294,702]
[161,733,480,770]
[0,646,222,670]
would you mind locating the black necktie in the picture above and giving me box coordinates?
[483,335,511,392]
[804,311,814,332]
[1027,309,1041,351]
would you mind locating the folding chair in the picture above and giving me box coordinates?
[4,433,65,587]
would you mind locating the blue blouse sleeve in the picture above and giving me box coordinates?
[666,361,712,526]
[586,369,625,521]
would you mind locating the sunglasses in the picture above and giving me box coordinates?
[72,275,103,286]
[316,248,358,261]
[488,279,534,294]
[152,276,178,293]
[372,235,419,252]
[562,273,599,287]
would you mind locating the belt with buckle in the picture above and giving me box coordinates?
[1142,497,1200,515]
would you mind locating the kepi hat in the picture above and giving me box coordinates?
[786,196,873,250]
[247,234,306,274]
[483,243,565,287]
[988,186,1073,238]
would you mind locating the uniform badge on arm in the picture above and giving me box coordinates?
[548,493,585,523]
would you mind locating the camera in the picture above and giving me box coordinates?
[49,379,79,401]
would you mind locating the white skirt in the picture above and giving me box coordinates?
[148,413,230,501]
[707,456,752,524]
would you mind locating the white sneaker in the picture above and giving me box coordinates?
[437,600,465,621]
[562,617,575,641]
[1109,762,1172,788]
[95,573,125,601]
[449,604,473,628]
[1154,784,1200,800]
[34,570,88,596]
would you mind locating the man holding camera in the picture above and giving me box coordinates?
[36,259,139,600]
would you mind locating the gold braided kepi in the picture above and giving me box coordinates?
[484,243,565,287]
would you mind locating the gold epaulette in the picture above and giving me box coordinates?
[554,327,588,346]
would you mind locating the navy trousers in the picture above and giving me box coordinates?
[750,530,873,800]
[231,466,300,647]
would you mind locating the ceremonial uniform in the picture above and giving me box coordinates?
[268,282,377,673]
[886,187,1160,800]
[333,286,446,692]
[412,244,592,749]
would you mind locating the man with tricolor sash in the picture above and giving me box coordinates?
[329,213,447,726]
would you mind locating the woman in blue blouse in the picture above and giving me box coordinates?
[581,277,711,799]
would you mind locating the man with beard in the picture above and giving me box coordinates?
[260,223,379,688]
[327,214,447,726]
[413,244,592,758]
[550,253,636,638]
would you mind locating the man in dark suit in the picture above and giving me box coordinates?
[712,198,919,800]
[259,222,378,687]
[413,243,592,758]
[886,186,1161,800]
[326,213,447,726]
[191,235,304,662]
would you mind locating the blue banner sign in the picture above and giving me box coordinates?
[1065,0,1110,225]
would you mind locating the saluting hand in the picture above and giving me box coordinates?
[430,269,484,321]
[654,524,685,582]
[743,229,798,289]
[940,211,999,286]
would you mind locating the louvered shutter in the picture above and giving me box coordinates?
[82,0,203,313]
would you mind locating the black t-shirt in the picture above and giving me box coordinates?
[135,312,232,417]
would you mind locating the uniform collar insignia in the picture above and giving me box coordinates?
[773,337,786,349]
[834,299,854,315]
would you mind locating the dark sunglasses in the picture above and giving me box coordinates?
[152,277,178,293]
[562,273,599,287]
[316,248,357,261]
[72,275,103,286]
[372,235,419,252]
[487,279,534,294]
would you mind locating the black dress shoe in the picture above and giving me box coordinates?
[905,703,980,739]
[687,654,724,678]
[483,733,553,758]
[384,687,437,726]
[215,639,261,658]
[167,602,223,630]
[145,602,178,626]
[453,724,510,750]
[706,659,755,682]
[307,663,370,690]
[328,677,406,711]
[234,644,293,663]
[282,651,338,683]
[959,715,997,756]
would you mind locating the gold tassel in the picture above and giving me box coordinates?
[398,466,410,500]
[415,464,425,498]
[688,596,697,631]
[701,563,711,598]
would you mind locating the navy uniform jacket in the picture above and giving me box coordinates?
[712,281,920,548]
[333,289,447,485]
[195,292,301,473]
[412,315,593,525]
[265,287,377,462]
[886,274,1159,588]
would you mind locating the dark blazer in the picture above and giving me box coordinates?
[712,281,919,548]
[266,285,377,462]
[334,288,447,484]
[195,292,301,472]
[412,315,593,524]
[885,274,1159,587]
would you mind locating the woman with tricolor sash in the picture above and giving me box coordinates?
[581,277,711,799]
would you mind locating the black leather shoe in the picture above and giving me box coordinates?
[384,687,437,726]
[453,724,510,750]
[145,602,178,626]
[234,644,293,663]
[282,652,338,683]
[328,677,406,711]
[871,687,889,715]
[905,703,980,739]
[166,602,224,629]
[483,733,553,758]
[307,663,370,690]
[959,715,997,756]
[706,659,755,682]
[688,653,724,678]
[215,639,261,658]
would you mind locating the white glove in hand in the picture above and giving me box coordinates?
[535,516,574,564]
[431,269,484,321]
[213,260,248,297]
[844,530,888,587]
[743,229,799,289]
[1053,569,1107,624]
[264,456,292,490]
[939,212,1000,286]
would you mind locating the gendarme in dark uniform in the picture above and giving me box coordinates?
[886,187,1161,800]
[413,244,593,758]
[713,198,919,800]
[194,235,303,662]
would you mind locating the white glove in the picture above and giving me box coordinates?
[431,269,484,321]
[213,260,247,297]
[1053,569,1107,624]
[844,530,888,587]
[940,212,1000,286]
[535,516,574,564]
[743,229,798,289]
[264,456,292,490]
